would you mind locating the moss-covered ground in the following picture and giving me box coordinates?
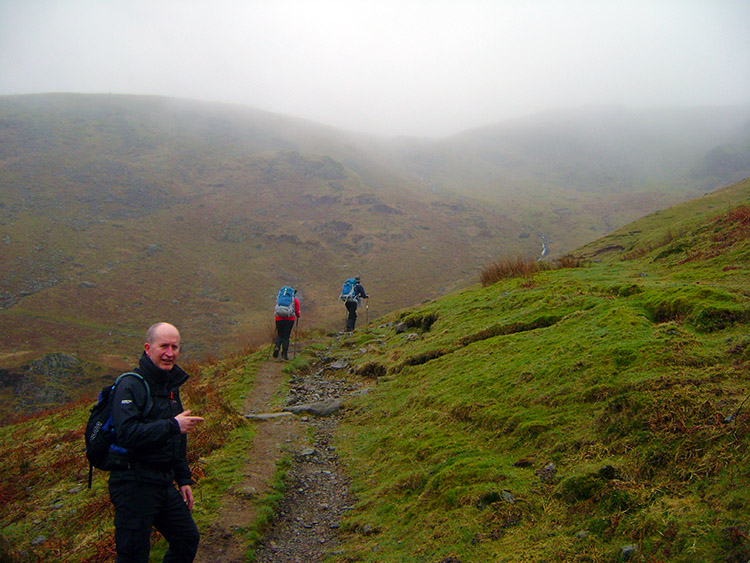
[0,179,747,562]
[327,181,749,562]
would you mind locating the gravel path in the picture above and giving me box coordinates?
[253,348,365,562]
[252,416,355,562]
[198,340,367,562]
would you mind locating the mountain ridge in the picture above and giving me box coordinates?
[1,93,748,414]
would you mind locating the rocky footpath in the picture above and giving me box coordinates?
[252,346,368,562]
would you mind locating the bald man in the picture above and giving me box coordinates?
[108,322,204,562]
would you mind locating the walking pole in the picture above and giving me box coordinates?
[267,327,275,360]
[366,301,369,331]
[293,317,299,359]
[267,315,278,360]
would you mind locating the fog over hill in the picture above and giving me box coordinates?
[445,105,750,190]
[0,93,748,412]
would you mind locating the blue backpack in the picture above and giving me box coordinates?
[85,372,152,487]
[275,286,296,317]
[339,278,358,302]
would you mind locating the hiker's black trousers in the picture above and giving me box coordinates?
[109,480,199,563]
[345,301,358,331]
[275,318,295,355]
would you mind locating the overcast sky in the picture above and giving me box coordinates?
[1,0,748,137]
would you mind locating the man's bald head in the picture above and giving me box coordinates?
[144,322,181,371]
[146,322,180,343]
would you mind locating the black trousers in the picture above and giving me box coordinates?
[109,480,199,563]
[275,319,295,355]
[345,301,358,331]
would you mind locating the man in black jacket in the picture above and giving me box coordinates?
[109,322,204,562]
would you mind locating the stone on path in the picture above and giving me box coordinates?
[244,412,296,420]
[284,398,342,417]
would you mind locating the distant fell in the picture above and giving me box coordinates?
[444,104,750,192]
[393,104,750,249]
[0,94,747,414]
[0,94,537,382]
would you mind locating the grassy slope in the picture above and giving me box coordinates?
[2,95,746,417]
[3,96,747,378]
[0,349,263,562]
[328,179,750,562]
[0,180,746,562]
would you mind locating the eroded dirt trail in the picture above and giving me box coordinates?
[252,408,355,562]
[195,359,304,562]
[196,342,365,563]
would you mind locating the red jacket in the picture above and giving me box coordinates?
[275,297,300,321]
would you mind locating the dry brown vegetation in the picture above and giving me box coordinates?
[479,254,585,286]
[0,358,248,562]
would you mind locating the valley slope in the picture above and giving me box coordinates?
[0,178,747,562]
[0,94,747,414]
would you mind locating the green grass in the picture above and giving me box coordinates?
[0,179,748,561]
[334,289,748,559]
[324,185,750,562]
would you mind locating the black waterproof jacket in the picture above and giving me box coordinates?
[109,352,193,487]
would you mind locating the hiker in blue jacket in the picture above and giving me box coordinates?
[109,322,204,563]
[344,276,368,332]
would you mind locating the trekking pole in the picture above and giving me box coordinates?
[267,323,276,360]
[366,301,369,331]
[293,318,299,359]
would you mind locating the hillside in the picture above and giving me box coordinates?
[0,178,747,562]
[1,94,748,417]
[328,179,749,562]
[0,94,539,412]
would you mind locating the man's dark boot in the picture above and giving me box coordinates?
[272,348,279,358]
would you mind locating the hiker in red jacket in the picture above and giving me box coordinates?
[273,287,300,360]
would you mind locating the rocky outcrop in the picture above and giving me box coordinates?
[11,353,87,413]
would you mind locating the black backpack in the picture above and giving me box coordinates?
[84,372,152,487]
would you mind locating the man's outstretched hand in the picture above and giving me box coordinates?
[175,410,204,433]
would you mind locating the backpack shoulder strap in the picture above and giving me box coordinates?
[113,372,152,417]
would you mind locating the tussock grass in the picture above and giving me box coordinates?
[480,254,585,287]
[398,312,440,332]
[356,362,387,378]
